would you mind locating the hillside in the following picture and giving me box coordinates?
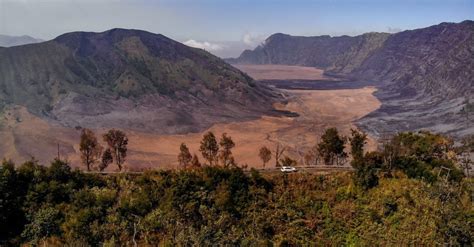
[0,34,43,47]
[0,29,279,134]
[230,32,390,71]
[230,21,474,137]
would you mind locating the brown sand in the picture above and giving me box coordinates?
[125,87,380,169]
[0,86,380,170]
[0,65,381,169]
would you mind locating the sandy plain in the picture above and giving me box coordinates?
[0,65,381,170]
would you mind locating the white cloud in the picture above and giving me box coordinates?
[183,39,224,51]
[387,27,402,33]
[242,32,265,46]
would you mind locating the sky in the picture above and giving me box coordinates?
[0,0,473,57]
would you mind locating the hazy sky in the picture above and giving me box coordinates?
[1,0,472,57]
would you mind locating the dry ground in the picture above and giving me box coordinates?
[234,64,339,81]
[0,65,381,170]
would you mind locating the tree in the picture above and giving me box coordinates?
[274,143,286,167]
[258,146,272,168]
[219,133,235,167]
[79,129,102,171]
[460,134,474,152]
[199,132,219,165]
[103,129,128,171]
[280,156,296,167]
[458,135,473,176]
[351,151,382,189]
[304,145,320,166]
[178,143,192,168]
[22,207,61,246]
[191,154,201,168]
[0,160,24,241]
[317,128,347,165]
[99,149,113,171]
[349,129,367,162]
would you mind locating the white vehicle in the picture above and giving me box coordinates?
[280,166,297,173]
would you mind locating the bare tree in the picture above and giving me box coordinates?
[304,144,320,166]
[274,143,286,167]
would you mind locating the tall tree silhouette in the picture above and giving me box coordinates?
[79,129,102,171]
[259,146,272,168]
[103,129,128,171]
[178,143,193,168]
[199,132,219,165]
[318,128,347,165]
[219,133,235,167]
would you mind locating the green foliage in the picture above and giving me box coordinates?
[103,129,128,171]
[0,131,472,245]
[0,160,26,242]
[22,207,62,245]
[385,131,463,183]
[199,131,219,165]
[178,143,192,168]
[79,128,102,171]
[0,162,472,246]
[318,127,347,165]
[351,152,381,189]
[100,148,113,171]
[349,128,367,161]
[389,131,453,162]
[352,131,465,191]
[219,133,236,167]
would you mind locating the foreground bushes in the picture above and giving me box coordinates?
[0,159,472,246]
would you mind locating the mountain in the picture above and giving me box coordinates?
[0,34,43,47]
[0,29,279,134]
[230,21,474,137]
[229,32,390,70]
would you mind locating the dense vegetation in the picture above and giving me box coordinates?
[1,131,472,246]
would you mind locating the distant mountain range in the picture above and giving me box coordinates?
[0,29,279,134]
[0,34,43,47]
[229,20,474,137]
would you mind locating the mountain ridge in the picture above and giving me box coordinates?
[0,34,43,47]
[229,20,474,137]
[0,28,280,134]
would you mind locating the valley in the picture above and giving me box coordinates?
[1,2,472,245]
[230,21,473,138]
[0,65,380,170]
[1,22,472,170]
